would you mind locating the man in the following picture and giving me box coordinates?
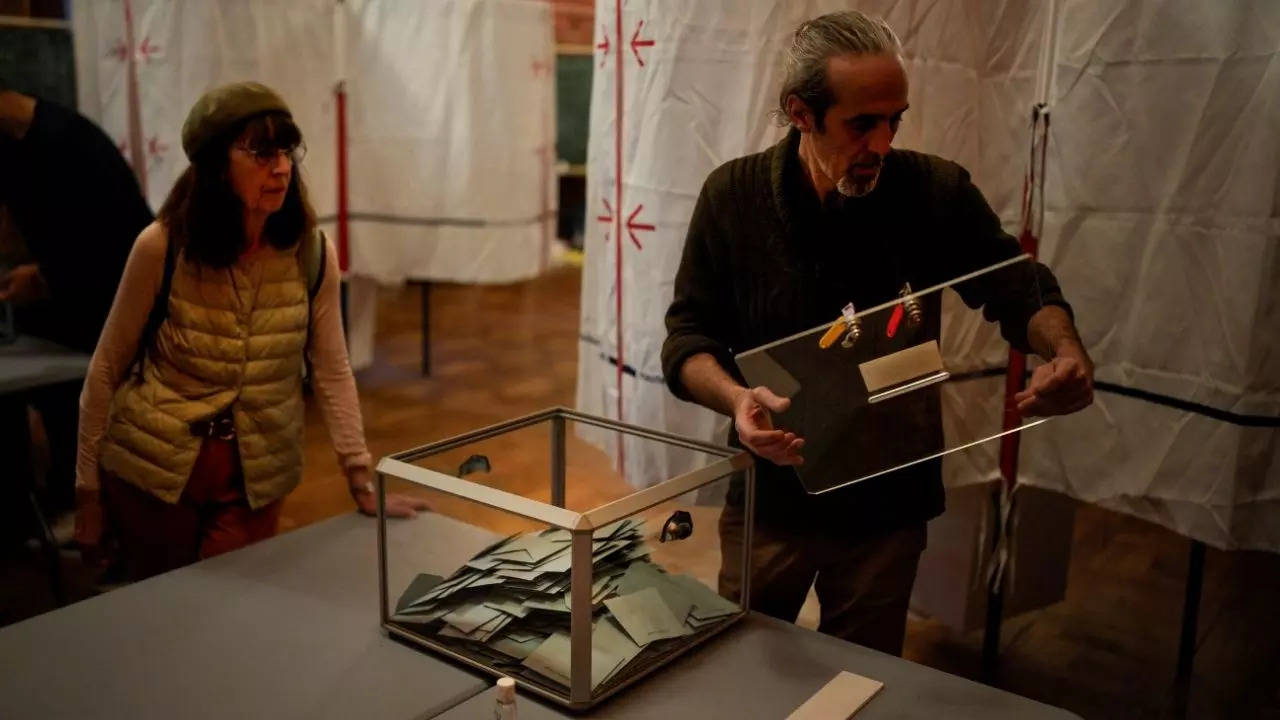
[661,12,1093,656]
[0,86,153,514]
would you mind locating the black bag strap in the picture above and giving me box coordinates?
[305,229,327,302]
[302,230,327,382]
[128,233,178,383]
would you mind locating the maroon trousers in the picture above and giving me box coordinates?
[102,436,282,581]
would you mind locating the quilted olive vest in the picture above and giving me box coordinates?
[101,231,311,509]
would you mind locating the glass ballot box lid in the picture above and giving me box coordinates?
[735,255,1055,494]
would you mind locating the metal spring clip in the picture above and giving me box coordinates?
[819,302,862,349]
[899,283,923,328]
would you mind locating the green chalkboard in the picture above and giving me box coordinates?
[0,25,76,108]
[556,53,592,166]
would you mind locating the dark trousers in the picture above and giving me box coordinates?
[719,506,927,656]
[102,437,282,581]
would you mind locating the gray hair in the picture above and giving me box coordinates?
[775,11,902,129]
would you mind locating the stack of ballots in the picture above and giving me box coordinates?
[392,518,741,692]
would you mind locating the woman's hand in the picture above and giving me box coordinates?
[348,466,430,518]
[74,487,110,569]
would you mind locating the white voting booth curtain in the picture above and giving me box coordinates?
[72,0,555,370]
[343,0,556,285]
[575,0,1280,551]
[340,0,555,369]
[71,0,337,222]
[575,0,793,486]
[1019,0,1280,552]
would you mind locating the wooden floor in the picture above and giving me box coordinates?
[5,266,1277,719]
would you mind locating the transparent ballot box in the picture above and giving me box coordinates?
[375,408,754,710]
[735,255,1054,494]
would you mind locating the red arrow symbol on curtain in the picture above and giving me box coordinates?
[597,198,613,243]
[630,20,655,67]
[106,39,128,62]
[625,204,654,249]
[597,26,611,67]
[137,36,161,62]
[146,135,168,162]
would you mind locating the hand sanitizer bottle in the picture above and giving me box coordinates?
[493,676,517,720]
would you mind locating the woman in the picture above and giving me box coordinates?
[75,82,425,580]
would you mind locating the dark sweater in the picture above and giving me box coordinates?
[0,98,153,353]
[661,130,1070,537]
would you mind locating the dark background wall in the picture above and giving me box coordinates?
[0,1,74,106]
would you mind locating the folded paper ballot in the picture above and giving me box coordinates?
[604,587,692,645]
[391,519,741,693]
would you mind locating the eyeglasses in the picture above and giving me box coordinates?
[234,141,306,167]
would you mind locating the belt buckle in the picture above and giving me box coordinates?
[213,417,235,440]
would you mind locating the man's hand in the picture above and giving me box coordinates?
[0,263,47,305]
[348,466,430,518]
[1014,348,1094,417]
[1022,306,1094,417]
[733,386,805,466]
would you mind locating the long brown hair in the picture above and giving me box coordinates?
[158,112,315,267]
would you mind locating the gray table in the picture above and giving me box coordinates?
[0,334,91,394]
[437,612,1081,720]
[0,508,1081,720]
[0,514,491,720]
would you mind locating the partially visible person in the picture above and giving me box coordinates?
[0,87,152,351]
[75,82,427,580]
[0,86,153,516]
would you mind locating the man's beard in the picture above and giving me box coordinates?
[836,164,882,198]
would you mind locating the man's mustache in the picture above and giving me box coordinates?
[849,155,883,171]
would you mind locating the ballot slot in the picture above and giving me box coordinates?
[733,255,1056,495]
[859,340,950,404]
[378,409,752,710]
[867,370,951,404]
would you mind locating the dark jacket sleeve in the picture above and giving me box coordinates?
[30,102,152,296]
[17,99,153,350]
[661,175,739,402]
[941,165,1072,354]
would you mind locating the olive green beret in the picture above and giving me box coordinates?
[180,81,292,159]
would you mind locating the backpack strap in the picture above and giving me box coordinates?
[301,230,327,381]
[128,232,178,382]
[303,229,327,302]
